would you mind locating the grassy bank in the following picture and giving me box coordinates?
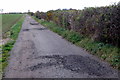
[0,15,24,78]
[33,17,120,70]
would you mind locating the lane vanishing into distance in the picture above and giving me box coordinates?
[4,15,118,78]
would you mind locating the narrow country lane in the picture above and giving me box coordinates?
[4,15,118,78]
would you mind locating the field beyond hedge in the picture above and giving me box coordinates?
[2,14,22,35]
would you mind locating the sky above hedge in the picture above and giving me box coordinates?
[0,0,120,13]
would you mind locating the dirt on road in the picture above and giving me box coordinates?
[3,15,119,78]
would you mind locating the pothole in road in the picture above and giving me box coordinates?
[26,55,114,77]
[22,29,30,31]
[22,28,48,32]
[32,28,48,31]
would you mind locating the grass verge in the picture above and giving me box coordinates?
[0,15,25,78]
[33,16,120,70]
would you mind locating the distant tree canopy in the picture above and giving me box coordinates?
[34,3,120,47]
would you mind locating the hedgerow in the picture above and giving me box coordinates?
[31,2,120,47]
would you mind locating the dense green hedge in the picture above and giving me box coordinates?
[32,2,120,47]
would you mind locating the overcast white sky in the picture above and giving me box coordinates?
[0,0,120,13]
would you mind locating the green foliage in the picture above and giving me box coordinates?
[2,41,14,63]
[2,41,14,52]
[66,31,83,43]
[10,18,24,40]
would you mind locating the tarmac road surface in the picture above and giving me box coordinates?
[4,15,119,78]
